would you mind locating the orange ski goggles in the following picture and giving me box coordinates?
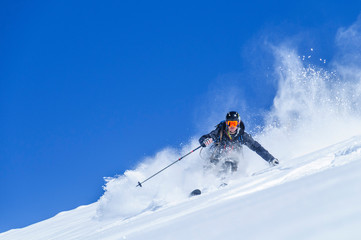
[226,121,239,127]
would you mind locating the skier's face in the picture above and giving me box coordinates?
[227,121,238,134]
[229,125,237,133]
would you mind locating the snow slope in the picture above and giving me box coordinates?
[1,136,361,240]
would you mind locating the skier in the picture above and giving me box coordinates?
[199,111,279,173]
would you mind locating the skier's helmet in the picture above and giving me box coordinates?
[226,111,241,123]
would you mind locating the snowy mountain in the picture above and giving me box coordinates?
[1,135,361,240]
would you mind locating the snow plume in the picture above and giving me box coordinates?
[258,40,361,160]
[95,140,246,220]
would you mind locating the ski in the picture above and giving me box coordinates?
[189,189,201,197]
[189,182,228,197]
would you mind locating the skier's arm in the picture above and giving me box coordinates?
[242,132,276,162]
[199,127,220,147]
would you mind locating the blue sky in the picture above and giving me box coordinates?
[1,0,361,232]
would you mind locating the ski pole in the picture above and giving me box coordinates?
[136,145,202,187]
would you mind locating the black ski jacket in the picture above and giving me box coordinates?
[199,121,275,162]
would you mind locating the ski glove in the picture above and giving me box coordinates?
[269,158,279,166]
[200,138,213,147]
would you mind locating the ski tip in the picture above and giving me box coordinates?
[189,189,201,197]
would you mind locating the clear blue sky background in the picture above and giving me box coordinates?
[1,0,360,232]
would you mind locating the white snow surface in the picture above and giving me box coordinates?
[1,136,361,240]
